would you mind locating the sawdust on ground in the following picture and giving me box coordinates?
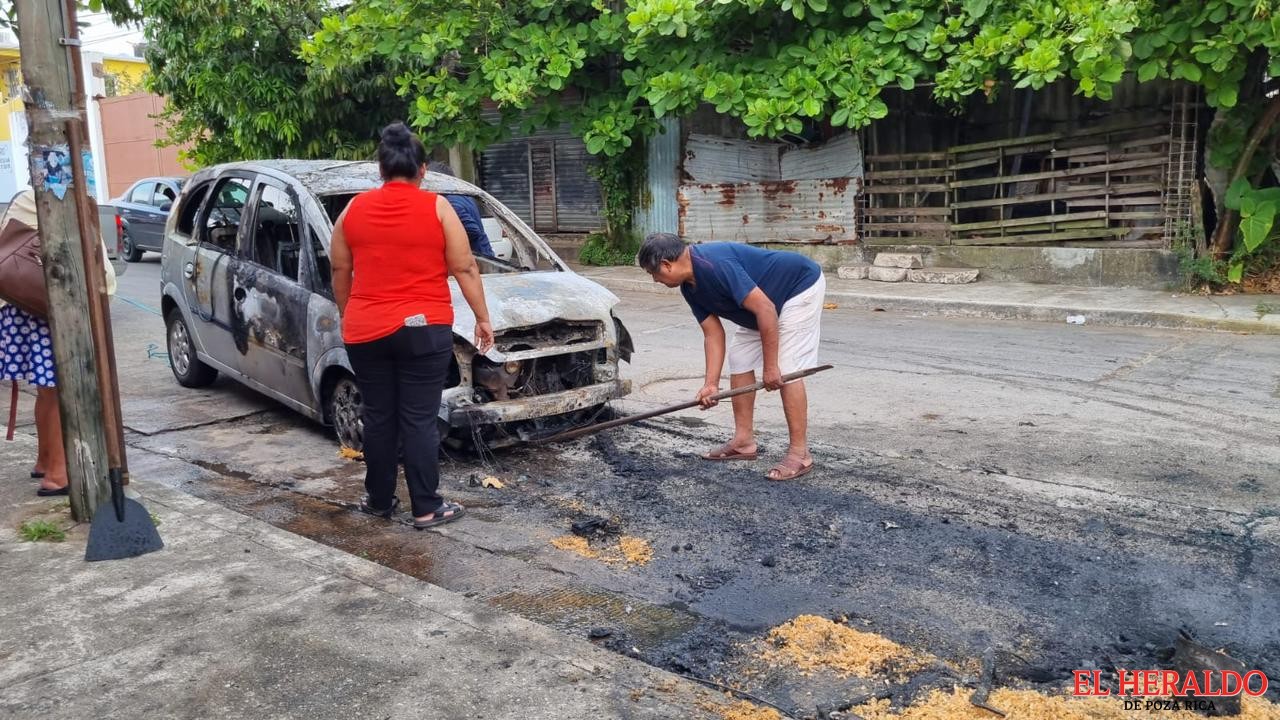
[550,534,654,566]
[759,615,929,678]
[619,535,654,564]
[715,700,782,720]
[853,687,1280,720]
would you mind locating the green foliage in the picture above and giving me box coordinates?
[590,135,646,239]
[1223,178,1280,282]
[19,519,66,543]
[145,0,1280,274]
[578,231,641,267]
[142,0,406,165]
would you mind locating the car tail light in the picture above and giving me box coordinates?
[115,213,123,253]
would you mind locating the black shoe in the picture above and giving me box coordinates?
[358,495,399,519]
[36,485,68,496]
[412,501,465,530]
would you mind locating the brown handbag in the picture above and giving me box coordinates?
[0,219,47,319]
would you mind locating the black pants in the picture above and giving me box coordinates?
[345,325,453,517]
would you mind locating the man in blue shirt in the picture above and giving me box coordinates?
[638,233,826,480]
[428,162,494,258]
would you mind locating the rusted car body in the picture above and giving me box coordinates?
[159,160,632,448]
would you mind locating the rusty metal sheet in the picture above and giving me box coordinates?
[684,134,781,183]
[638,115,681,236]
[677,178,860,244]
[780,133,864,180]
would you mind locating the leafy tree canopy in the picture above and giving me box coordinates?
[299,0,1280,158]
[140,0,405,164]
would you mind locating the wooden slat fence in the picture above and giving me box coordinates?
[860,122,1186,248]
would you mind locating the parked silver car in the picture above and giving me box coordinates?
[159,160,633,449]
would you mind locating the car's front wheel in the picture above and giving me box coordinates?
[326,374,364,452]
[122,231,143,262]
[166,308,217,388]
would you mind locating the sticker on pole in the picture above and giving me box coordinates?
[32,144,73,200]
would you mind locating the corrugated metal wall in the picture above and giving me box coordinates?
[530,141,556,232]
[476,105,603,233]
[780,134,863,180]
[553,141,603,232]
[679,178,859,244]
[678,132,864,244]
[479,142,532,222]
[637,115,680,236]
[684,134,781,183]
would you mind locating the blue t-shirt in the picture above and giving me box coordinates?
[679,242,821,329]
[444,194,494,258]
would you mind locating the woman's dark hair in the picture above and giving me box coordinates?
[377,122,427,180]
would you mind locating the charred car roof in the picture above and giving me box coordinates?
[193,160,483,198]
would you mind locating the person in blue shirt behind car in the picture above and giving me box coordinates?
[638,233,826,481]
[428,162,494,259]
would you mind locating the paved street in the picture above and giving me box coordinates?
[47,256,1280,713]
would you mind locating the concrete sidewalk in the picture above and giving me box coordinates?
[578,265,1280,335]
[0,432,728,720]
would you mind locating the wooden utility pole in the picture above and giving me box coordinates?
[14,0,112,521]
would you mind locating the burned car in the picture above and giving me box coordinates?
[159,160,632,449]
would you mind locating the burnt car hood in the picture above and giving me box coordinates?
[450,271,620,349]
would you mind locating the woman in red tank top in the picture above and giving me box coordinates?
[329,122,493,529]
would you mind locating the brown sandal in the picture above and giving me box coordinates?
[703,444,759,461]
[767,454,814,481]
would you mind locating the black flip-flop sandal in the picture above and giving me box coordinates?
[31,470,45,479]
[36,485,68,496]
[413,501,465,530]
[358,495,400,519]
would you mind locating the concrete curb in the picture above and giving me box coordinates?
[817,291,1280,335]
[582,272,1280,335]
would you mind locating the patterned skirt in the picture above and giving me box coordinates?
[0,304,56,387]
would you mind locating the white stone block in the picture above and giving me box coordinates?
[906,267,980,284]
[868,266,908,282]
[872,252,924,269]
[837,264,869,280]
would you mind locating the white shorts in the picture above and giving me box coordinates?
[727,273,825,376]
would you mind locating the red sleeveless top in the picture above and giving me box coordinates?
[340,182,454,344]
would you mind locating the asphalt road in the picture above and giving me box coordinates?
[86,256,1280,715]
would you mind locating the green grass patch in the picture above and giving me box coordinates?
[19,519,66,543]
[578,232,640,267]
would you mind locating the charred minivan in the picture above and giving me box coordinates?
[159,160,632,449]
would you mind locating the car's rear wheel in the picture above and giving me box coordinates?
[165,308,217,388]
[122,231,143,262]
[327,374,364,452]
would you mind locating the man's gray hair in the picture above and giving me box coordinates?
[637,232,687,272]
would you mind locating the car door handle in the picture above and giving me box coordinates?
[183,262,195,279]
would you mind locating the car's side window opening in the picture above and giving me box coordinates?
[201,177,251,254]
[175,182,213,238]
[247,184,302,281]
[309,228,332,296]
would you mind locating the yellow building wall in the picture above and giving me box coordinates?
[103,58,148,95]
[0,51,22,142]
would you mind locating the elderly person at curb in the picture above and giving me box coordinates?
[329,122,494,530]
[638,233,825,481]
[1,187,116,495]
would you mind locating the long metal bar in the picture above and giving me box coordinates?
[534,364,834,444]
